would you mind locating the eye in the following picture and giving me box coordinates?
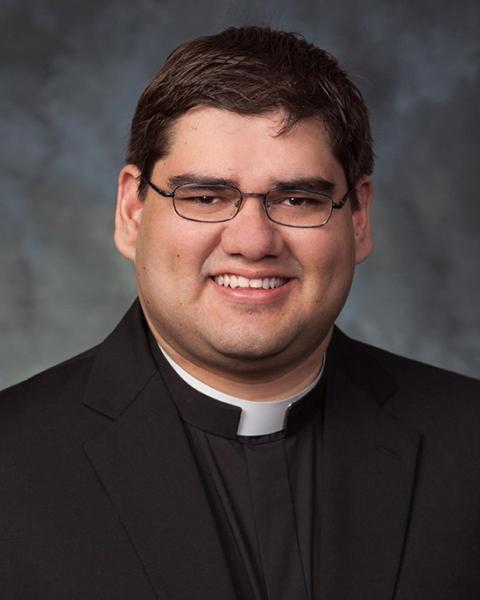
[190,194,222,205]
[269,192,330,208]
[284,196,319,207]
[175,186,236,205]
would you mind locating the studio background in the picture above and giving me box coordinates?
[1,0,479,389]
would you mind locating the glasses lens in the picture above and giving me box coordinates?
[174,185,240,222]
[266,190,332,227]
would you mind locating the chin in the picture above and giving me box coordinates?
[205,332,302,368]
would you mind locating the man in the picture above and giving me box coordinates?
[1,26,479,600]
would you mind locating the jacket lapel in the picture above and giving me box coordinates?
[82,304,420,599]
[318,330,421,600]
[83,302,238,600]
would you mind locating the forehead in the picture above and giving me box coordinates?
[155,106,344,186]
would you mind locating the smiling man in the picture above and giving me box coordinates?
[116,106,372,403]
[1,27,480,600]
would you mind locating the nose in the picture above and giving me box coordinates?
[220,195,283,261]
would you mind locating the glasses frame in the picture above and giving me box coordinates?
[142,176,352,228]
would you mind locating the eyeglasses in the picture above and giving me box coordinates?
[142,177,351,228]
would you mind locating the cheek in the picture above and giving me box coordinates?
[135,217,214,297]
[137,209,183,267]
[301,232,356,295]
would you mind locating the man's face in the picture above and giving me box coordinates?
[115,107,372,377]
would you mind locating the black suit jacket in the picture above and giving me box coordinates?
[1,301,480,599]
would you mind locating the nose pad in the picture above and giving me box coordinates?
[221,196,281,259]
[235,194,270,220]
[235,195,273,226]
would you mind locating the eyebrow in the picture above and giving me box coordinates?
[167,173,336,195]
[273,178,335,195]
[167,174,237,188]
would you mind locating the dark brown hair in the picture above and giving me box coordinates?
[127,26,374,203]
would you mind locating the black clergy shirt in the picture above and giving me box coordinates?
[150,337,326,600]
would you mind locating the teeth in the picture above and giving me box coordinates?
[213,275,287,289]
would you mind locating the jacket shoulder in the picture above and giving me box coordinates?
[0,345,99,420]
[334,329,480,427]
[350,334,478,391]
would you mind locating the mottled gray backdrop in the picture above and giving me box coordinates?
[1,0,479,388]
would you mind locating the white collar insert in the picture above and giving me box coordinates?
[158,345,325,436]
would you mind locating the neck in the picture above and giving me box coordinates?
[153,331,331,403]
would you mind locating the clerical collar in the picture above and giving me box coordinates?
[157,343,325,436]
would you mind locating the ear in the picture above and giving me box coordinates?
[114,164,145,262]
[351,176,374,264]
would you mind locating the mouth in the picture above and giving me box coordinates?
[212,274,289,290]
